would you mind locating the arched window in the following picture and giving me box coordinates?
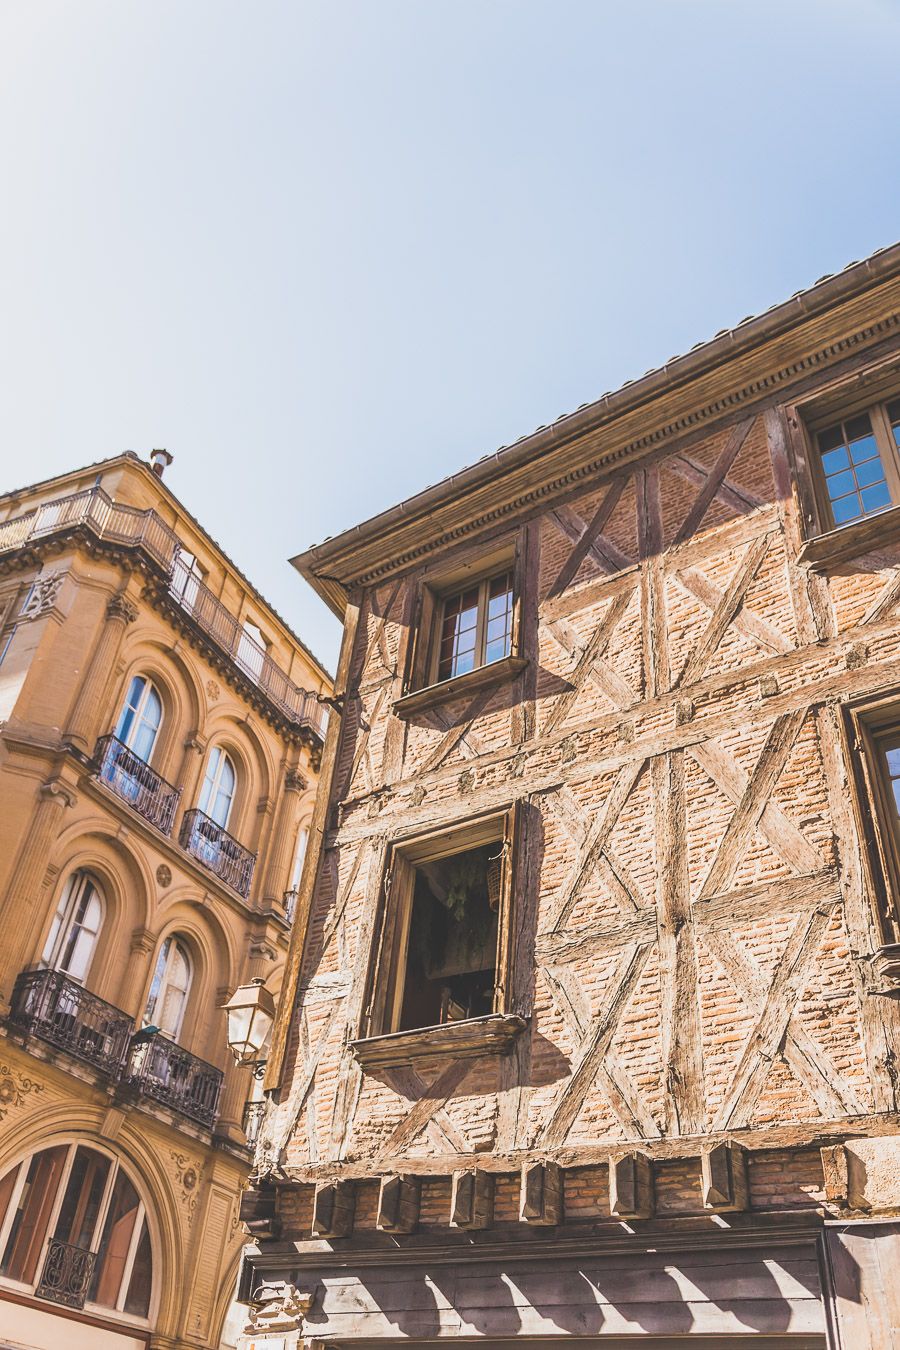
[198,746,235,828]
[115,675,162,764]
[0,1145,153,1318]
[144,935,192,1040]
[41,871,103,984]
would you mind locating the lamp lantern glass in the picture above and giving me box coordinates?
[224,978,276,1066]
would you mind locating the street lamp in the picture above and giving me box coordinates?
[224,978,276,1079]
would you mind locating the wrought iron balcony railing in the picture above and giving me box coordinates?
[242,1099,266,1147]
[36,1237,97,1310]
[94,734,181,835]
[126,1032,223,1128]
[0,486,325,738]
[9,968,133,1076]
[180,808,256,897]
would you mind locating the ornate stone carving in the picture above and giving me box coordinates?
[206,679,220,702]
[106,594,139,624]
[156,863,172,889]
[245,1282,315,1334]
[169,1150,204,1226]
[0,1062,44,1119]
[38,778,77,808]
[19,571,65,619]
[285,768,308,793]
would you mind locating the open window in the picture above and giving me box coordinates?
[353,806,526,1067]
[396,536,529,716]
[842,693,900,988]
[0,1144,153,1319]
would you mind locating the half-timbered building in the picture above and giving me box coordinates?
[242,244,900,1349]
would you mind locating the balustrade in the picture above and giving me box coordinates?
[180,807,256,897]
[36,1238,97,1310]
[126,1032,223,1127]
[9,969,133,1075]
[94,734,181,834]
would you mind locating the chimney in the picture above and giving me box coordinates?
[150,448,173,479]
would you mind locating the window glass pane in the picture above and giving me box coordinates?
[89,1172,140,1310]
[114,675,143,745]
[437,586,480,681]
[820,414,891,525]
[825,469,856,499]
[831,494,864,524]
[1,1146,68,1284]
[820,445,849,474]
[856,457,887,488]
[861,482,892,513]
[123,1221,152,1318]
[848,433,880,466]
[115,676,161,764]
[199,747,235,826]
[54,1148,110,1250]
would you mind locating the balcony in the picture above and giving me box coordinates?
[8,968,224,1129]
[126,1032,223,1128]
[9,968,133,1076]
[242,1099,266,1148]
[180,808,256,898]
[36,1237,97,1310]
[94,734,181,834]
[0,486,325,740]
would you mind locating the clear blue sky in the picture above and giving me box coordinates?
[1,2,898,672]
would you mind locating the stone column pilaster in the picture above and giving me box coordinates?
[64,592,138,751]
[261,767,307,908]
[0,777,78,1010]
[115,926,157,1019]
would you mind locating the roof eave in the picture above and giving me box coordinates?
[291,240,900,617]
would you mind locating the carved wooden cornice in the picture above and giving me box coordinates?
[294,257,900,612]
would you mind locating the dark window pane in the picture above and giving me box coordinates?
[817,424,844,454]
[54,1148,110,1250]
[1,1147,68,1285]
[886,398,900,426]
[861,482,892,512]
[832,494,863,524]
[845,413,873,441]
[123,1222,152,1318]
[90,1171,140,1310]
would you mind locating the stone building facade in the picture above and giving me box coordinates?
[0,452,330,1350]
[243,245,900,1349]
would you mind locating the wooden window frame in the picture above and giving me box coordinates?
[395,533,529,717]
[841,693,900,961]
[792,372,900,567]
[351,804,527,1068]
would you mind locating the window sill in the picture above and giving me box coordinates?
[797,504,900,572]
[870,943,900,995]
[394,655,529,719]
[350,1012,527,1069]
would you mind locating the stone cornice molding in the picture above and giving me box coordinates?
[106,593,139,625]
[39,777,77,808]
